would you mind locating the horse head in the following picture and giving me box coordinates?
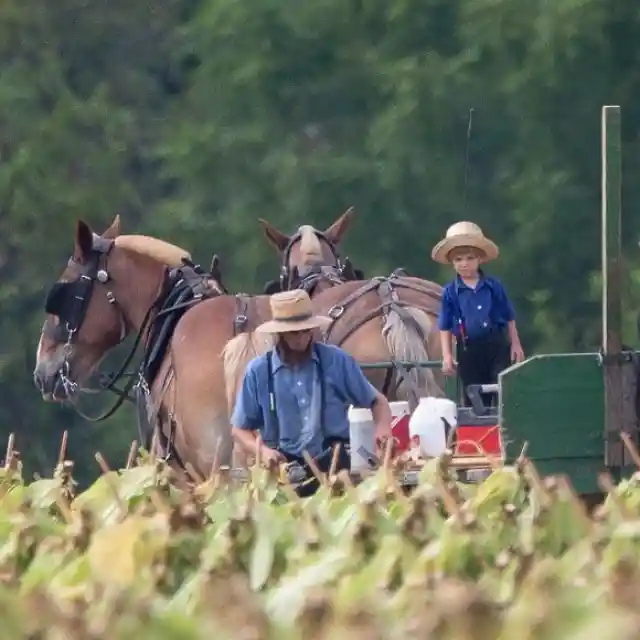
[32,216,220,403]
[258,206,364,294]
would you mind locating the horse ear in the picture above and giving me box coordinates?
[210,254,222,280]
[258,218,290,252]
[102,214,121,239]
[263,279,282,295]
[354,269,365,280]
[324,206,354,245]
[74,220,93,262]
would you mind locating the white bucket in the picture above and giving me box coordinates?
[348,406,375,472]
[408,397,456,457]
[349,401,411,471]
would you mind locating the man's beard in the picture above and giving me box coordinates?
[277,336,313,364]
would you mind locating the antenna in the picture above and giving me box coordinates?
[462,107,475,214]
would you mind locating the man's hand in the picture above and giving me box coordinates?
[260,445,285,469]
[374,422,394,457]
[371,392,394,457]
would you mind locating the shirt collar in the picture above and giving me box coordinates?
[455,268,491,292]
[271,344,319,372]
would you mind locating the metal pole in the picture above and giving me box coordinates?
[601,105,629,466]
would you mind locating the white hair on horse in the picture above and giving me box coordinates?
[298,225,324,265]
[382,307,444,404]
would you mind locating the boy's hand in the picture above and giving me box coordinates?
[442,354,457,376]
[510,343,525,363]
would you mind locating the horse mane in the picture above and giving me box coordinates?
[113,234,191,268]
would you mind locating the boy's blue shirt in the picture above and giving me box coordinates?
[438,269,515,340]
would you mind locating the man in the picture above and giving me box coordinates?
[231,289,393,490]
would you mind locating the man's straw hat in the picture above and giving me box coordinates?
[431,221,499,265]
[256,290,332,334]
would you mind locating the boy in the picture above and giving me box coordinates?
[431,221,525,407]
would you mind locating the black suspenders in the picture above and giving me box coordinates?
[265,344,327,445]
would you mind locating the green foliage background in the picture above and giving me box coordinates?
[2,0,639,485]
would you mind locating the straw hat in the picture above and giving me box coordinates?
[256,290,332,334]
[431,221,499,265]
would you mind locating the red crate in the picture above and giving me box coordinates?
[454,424,502,456]
[391,413,502,457]
[391,414,411,452]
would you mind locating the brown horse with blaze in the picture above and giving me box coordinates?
[32,215,255,479]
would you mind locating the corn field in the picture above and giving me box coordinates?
[0,433,640,639]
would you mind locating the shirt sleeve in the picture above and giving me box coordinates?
[338,350,378,408]
[438,286,455,331]
[230,366,264,430]
[493,281,516,322]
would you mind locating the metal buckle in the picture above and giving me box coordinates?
[328,305,344,319]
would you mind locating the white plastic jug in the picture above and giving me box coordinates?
[348,406,375,472]
[408,397,456,457]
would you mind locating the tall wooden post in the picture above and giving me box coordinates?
[601,105,637,467]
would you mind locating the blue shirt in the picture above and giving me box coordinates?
[231,343,378,458]
[438,271,515,340]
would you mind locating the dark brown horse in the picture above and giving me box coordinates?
[223,208,445,412]
[32,216,270,478]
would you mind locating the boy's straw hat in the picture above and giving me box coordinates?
[256,290,332,334]
[431,221,499,265]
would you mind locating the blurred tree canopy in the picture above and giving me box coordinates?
[1,0,639,484]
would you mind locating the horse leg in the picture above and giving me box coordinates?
[155,347,233,479]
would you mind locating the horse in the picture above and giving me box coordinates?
[236,207,446,409]
[260,207,364,295]
[221,209,364,434]
[32,215,264,479]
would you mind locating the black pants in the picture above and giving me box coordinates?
[279,438,351,498]
[457,329,511,408]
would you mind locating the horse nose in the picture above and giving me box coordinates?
[33,367,45,392]
[33,364,53,394]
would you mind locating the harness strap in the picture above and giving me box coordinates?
[388,278,443,301]
[323,277,384,341]
[234,294,249,334]
[321,274,443,404]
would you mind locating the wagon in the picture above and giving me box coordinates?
[354,105,638,498]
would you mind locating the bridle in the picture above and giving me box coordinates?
[41,236,226,422]
[278,229,348,293]
[42,235,140,420]
[295,264,348,294]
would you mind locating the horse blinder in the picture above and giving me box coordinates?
[42,241,113,342]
